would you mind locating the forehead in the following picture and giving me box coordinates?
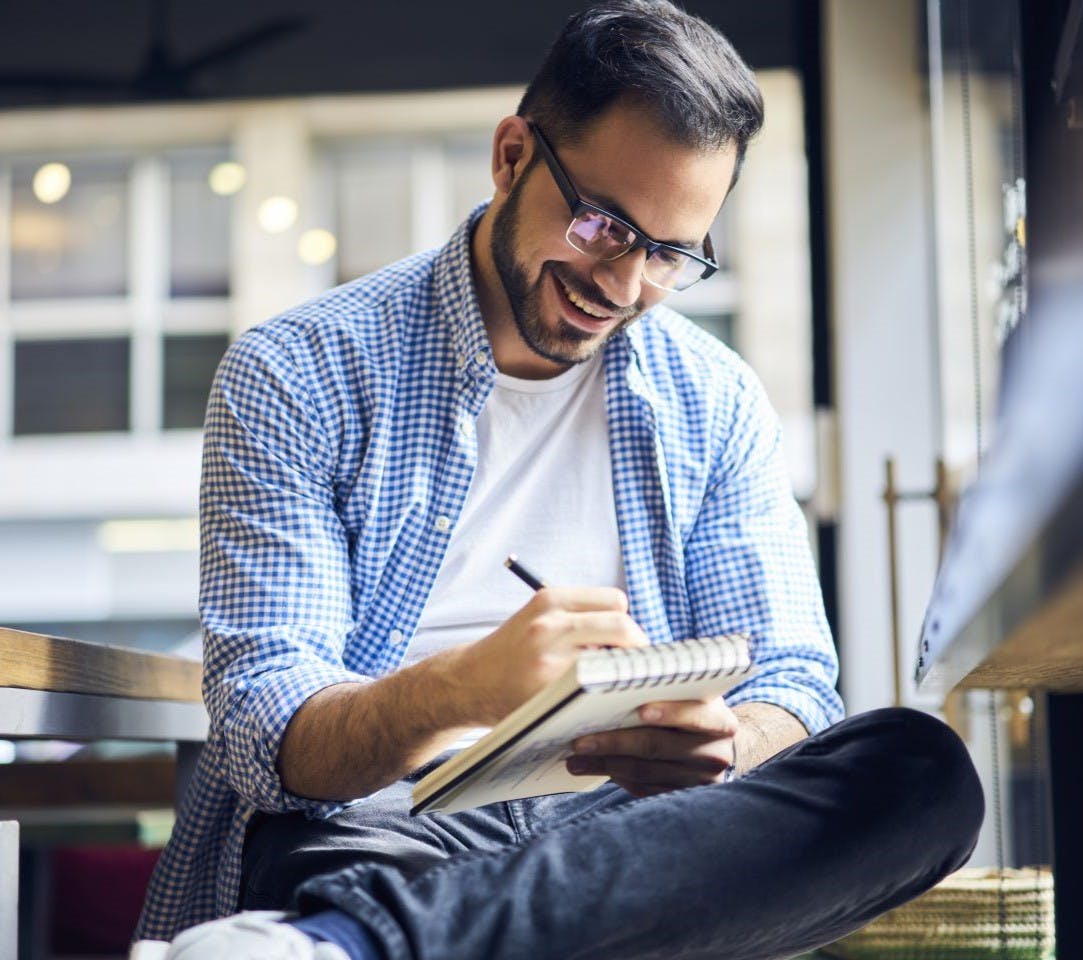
[553,103,737,243]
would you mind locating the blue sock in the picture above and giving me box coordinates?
[289,909,384,960]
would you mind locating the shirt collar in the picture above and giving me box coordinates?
[434,202,496,381]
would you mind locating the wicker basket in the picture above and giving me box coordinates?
[820,866,1055,960]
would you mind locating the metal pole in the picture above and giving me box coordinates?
[883,457,903,707]
[0,820,18,960]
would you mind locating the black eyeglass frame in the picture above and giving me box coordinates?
[527,122,719,292]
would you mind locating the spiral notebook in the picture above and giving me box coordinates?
[411,634,752,815]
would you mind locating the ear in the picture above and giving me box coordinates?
[490,116,533,197]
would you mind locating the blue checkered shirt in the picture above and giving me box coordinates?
[137,206,842,940]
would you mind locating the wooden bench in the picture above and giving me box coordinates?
[0,626,206,960]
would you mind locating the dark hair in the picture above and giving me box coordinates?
[517,0,764,184]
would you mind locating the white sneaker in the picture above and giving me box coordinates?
[167,911,351,960]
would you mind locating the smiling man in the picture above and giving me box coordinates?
[143,3,983,958]
[476,109,733,376]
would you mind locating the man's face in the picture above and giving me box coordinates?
[489,102,737,371]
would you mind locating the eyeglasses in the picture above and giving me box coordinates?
[528,122,718,293]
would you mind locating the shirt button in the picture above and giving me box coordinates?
[474,350,487,366]
[460,418,475,437]
[434,515,452,533]
[389,629,406,645]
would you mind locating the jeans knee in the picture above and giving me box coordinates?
[851,707,984,865]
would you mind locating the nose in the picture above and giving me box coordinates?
[591,248,647,309]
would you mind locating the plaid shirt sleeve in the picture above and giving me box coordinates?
[199,327,371,817]
[683,362,843,735]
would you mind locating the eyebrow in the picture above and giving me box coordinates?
[581,188,703,251]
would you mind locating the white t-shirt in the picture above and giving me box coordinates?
[405,353,626,667]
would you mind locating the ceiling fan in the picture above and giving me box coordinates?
[0,0,309,100]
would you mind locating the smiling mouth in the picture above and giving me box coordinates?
[552,272,619,324]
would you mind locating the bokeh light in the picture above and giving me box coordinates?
[298,228,337,265]
[257,195,298,234]
[208,161,247,196]
[32,162,72,204]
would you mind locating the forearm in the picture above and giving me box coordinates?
[731,701,808,774]
[276,646,477,802]
[276,586,643,801]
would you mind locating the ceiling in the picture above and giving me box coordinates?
[0,0,807,109]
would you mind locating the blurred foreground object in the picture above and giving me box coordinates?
[823,867,1054,960]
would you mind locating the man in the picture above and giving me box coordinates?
[144,2,983,957]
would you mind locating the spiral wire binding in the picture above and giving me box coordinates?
[593,636,747,692]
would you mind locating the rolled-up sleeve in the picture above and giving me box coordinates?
[684,369,843,735]
[199,329,369,817]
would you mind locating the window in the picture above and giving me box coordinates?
[162,333,229,429]
[10,157,129,300]
[334,142,415,282]
[2,146,234,439]
[684,312,735,346]
[331,132,493,284]
[445,132,496,225]
[168,147,232,298]
[14,337,130,435]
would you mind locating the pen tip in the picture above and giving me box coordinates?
[504,554,517,568]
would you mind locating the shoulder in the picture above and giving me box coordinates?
[628,305,768,417]
[211,249,442,455]
[240,247,442,367]
[625,307,782,482]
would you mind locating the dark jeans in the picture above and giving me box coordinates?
[240,707,983,960]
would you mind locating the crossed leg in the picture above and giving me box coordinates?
[235,708,982,960]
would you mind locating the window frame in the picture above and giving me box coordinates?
[0,148,233,439]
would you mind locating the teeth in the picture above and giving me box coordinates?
[560,280,608,318]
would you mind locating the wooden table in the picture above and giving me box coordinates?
[0,627,207,960]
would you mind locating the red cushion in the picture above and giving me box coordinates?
[49,846,161,954]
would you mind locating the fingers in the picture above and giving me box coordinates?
[566,715,737,793]
[636,697,738,736]
[466,587,642,722]
[527,586,629,614]
[573,725,734,769]
[522,602,649,653]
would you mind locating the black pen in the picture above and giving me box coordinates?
[505,554,548,591]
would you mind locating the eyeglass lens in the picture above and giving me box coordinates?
[566,210,706,292]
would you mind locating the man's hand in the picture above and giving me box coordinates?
[278,586,647,802]
[446,586,650,727]
[565,697,740,797]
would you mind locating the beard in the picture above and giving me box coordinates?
[490,173,640,367]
